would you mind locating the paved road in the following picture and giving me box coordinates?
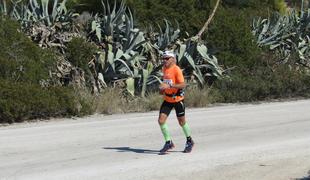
[1,100,310,180]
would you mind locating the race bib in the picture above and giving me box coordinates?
[163,79,173,86]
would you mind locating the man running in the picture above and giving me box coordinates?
[158,50,194,154]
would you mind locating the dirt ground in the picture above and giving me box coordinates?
[1,100,310,180]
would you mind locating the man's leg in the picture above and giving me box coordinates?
[177,116,191,138]
[175,101,191,137]
[158,101,174,153]
[158,113,171,141]
[175,101,194,153]
[177,115,192,142]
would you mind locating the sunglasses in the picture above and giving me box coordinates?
[163,57,170,61]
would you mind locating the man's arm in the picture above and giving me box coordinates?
[170,82,186,89]
[172,66,186,89]
[160,81,186,90]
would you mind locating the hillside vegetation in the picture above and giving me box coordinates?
[0,0,309,123]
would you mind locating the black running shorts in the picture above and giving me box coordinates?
[159,100,185,117]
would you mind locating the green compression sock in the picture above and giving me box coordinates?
[160,123,171,142]
[182,122,191,138]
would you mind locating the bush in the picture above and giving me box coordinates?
[66,37,98,72]
[214,66,310,102]
[0,17,55,84]
[206,7,263,69]
[0,79,94,123]
[0,18,95,123]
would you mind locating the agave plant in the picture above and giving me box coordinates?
[144,23,223,88]
[298,35,310,67]
[10,0,77,27]
[150,19,181,51]
[83,0,224,96]
[88,0,128,44]
[175,37,223,86]
[1,0,224,97]
[5,0,80,50]
[85,1,153,96]
[0,0,7,15]
[252,0,310,67]
[141,20,180,67]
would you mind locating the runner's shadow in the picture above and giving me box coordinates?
[103,147,159,154]
[103,147,182,154]
[295,176,310,180]
[294,170,310,180]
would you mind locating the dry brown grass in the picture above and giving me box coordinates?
[185,86,212,108]
[94,87,216,115]
[94,88,163,114]
[94,88,126,114]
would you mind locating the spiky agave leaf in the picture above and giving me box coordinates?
[151,19,180,50]
[297,35,310,67]
[252,0,310,68]
[196,43,223,77]
[0,0,7,15]
[126,77,135,96]
[9,0,77,29]
[174,38,224,86]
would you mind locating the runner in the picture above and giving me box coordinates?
[158,50,194,154]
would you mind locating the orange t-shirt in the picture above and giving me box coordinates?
[162,64,185,103]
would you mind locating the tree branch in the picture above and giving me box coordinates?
[196,0,221,38]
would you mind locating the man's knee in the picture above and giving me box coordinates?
[158,113,168,125]
[177,116,186,126]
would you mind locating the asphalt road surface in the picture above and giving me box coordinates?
[1,100,310,180]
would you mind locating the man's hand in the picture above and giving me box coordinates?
[159,83,170,90]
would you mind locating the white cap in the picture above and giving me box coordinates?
[163,50,176,58]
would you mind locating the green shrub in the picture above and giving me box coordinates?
[0,79,94,123]
[273,0,287,14]
[0,17,97,123]
[66,37,98,72]
[0,17,55,84]
[207,7,263,69]
[214,66,310,102]
[71,0,275,38]
[75,89,96,115]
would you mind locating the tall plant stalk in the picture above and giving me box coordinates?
[197,0,221,38]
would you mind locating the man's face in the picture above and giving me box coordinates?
[163,56,174,67]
